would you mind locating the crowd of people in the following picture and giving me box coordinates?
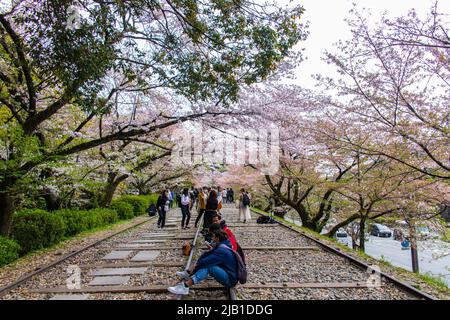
[153,186,251,295]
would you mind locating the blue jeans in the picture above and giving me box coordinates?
[191,266,233,288]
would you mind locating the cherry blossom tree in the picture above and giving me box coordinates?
[0,0,307,235]
[317,3,449,180]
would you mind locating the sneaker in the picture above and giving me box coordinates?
[176,270,191,281]
[168,282,189,295]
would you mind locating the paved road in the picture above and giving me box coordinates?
[364,237,450,285]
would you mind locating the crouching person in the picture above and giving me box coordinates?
[168,230,238,295]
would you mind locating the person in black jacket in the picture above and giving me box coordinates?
[156,190,169,228]
[204,189,218,230]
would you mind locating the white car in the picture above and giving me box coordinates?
[334,228,350,245]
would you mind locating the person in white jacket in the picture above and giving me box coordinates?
[238,188,252,223]
[180,188,192,229]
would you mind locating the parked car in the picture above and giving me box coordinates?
[370,224,392,237]
[334,228,349,245]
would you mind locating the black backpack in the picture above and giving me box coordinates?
[257,215,275,224]
[242,193,250,206]
[220,245,247,285]
[147,204,157,217]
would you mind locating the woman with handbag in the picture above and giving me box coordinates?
[156,190,170,228]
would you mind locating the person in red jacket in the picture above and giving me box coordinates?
[211,214,237,251]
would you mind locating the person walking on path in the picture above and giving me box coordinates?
[156,190,170,228]
[238,188,252,223]
[228,188,234,204]
[194,187,208,228]
[167,188,174,209]
[193,187,199,209]
[180,188,192,229]
[217,186,224,214]
[204,189,218,230]
[168,230,238,295]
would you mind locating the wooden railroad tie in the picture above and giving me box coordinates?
[33,282,374,294]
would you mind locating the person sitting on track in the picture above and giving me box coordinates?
[168,230,238,295]
[210,214,237,251]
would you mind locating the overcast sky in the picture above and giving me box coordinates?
[289,0,450,89]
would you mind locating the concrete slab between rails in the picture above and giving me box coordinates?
[88,276,131,286]
[49,294,90,300]
[79,262,185,269]
[101,251,133,260]
[34,282,374,294]
[130,250,160,261]
[130,240,167,244]
[88,267,148,276]
[140,233,174,238]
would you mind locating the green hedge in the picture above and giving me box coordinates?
[86,208,119,227]
[114,195,149,216]
[56,209,90,237]
[54,208,119,237]
[0,236,21,267]
[110,201,134,220]
[1,195,156,268]
[10,209,65,254]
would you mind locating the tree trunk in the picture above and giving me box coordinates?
[352,237,358,250]
[99,173,129,207]
[0,192,15,237]
[43,188,60,211]
[359,218,366,252]
[409,222,420,273]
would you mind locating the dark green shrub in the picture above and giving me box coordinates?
[55,209,90,237]
[0,236,21,267]
[116,195,149,216]
[110,201,134,220]
[89,208,119,225]
[10,209,65,254]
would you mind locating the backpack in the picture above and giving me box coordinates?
[147,204,157,217]
[220,244,247,285]
[242,193,250,206]
[236,242,246,265]
[257,215,276,224]
[182,241,192,256]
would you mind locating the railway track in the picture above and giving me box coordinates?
[0,204,436,300]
